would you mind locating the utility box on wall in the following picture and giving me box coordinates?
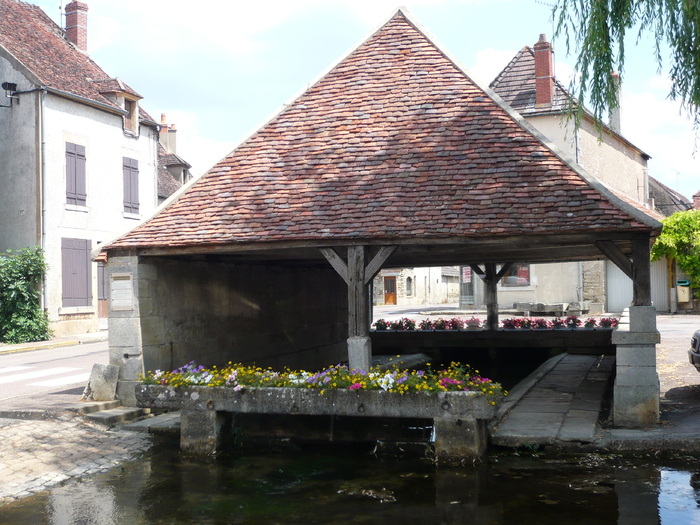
[677,280,691,303]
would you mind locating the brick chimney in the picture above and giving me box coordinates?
[65,1,88,52]
[533,34,554,107]
[694,190,700,210]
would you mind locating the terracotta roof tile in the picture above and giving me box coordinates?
[108,11,659,251]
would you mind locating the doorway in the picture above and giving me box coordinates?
[384,276,397,305]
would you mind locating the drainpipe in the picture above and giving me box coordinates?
[37,89,47,309]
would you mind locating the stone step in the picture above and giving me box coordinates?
[85,407,148,426]
[69,400,121,415]
[121,411,181,435]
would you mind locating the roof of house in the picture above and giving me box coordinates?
[648,177,692,216]
[0,0,153,122]
[490,43,650,160]
[157,144,190,199]
[490,46,571,115]
[104,10,661,263]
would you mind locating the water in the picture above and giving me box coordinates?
[2,438,700,524]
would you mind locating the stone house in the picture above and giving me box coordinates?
[488,35,671,314]
[0,0,182,335]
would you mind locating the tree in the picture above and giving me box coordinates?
[650,209,700,293]
[553,0,700,128]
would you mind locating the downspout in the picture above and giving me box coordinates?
[37,89,47,309]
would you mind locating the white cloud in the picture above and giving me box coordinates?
[162,110,235,177]
[469,48,516,85]
[621,91,699,199]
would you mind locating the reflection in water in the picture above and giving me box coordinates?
[2,439,700,524]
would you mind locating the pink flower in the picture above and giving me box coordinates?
[349,383,362,390]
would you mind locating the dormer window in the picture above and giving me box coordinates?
[124,98,138,133]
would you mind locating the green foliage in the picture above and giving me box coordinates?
[651,209,700,291]
[0,247,51,344]
[553,0,700,128]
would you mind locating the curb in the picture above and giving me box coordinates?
[0,333,108,355]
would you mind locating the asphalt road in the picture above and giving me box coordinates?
[0,341,108,411]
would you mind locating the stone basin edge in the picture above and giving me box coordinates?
[135,384,496,420]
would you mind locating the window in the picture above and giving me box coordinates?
[61,238,92,307]
[406,277,413,296]
[123,157,139,214]
[124,98,138,132]
[501,264,530,287]
[66,142,86,206]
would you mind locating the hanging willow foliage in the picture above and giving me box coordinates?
[553,0,700,129]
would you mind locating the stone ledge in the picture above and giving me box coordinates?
[136,384,495,419]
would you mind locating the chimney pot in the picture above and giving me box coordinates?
[65,1,89,52]
[161,113,167,124]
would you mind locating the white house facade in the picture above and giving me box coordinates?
[0,0,161,335]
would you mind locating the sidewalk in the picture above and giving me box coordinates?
[0,331,108,355]
[0,414,151,505]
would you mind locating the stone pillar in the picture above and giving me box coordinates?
[433,416,489,463]
[107,254,164,406]
[347,335,372,372]
[613,306,660,427]
[181,408,225,455]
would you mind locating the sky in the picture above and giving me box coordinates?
[34,0,699,200]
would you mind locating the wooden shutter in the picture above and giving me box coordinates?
[123,157,139,213]
[66,143,86,206]
[97,262,108,301]
[61,238,92,307]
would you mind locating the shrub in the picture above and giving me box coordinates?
[0,248,51,344]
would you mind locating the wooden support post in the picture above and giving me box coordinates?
[632,236,652,306]
[484,263,499,331]
[347,246,371,370]
[321,245,396,372]
[348,246,368,337]
[470,263,511,330]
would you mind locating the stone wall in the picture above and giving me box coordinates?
[108,255,348,404]
[582,260,606,311]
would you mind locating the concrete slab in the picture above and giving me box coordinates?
[491,353,614,448]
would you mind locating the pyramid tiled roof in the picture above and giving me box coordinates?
[0,0,152,120]
[106,10,660,254]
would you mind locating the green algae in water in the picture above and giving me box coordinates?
[2,442,700,524]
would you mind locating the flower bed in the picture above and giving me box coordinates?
[372,315,618,331]
[138,361,503,461]
[140,361,505,405]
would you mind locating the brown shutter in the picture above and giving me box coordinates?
[61,238,92,307]
[123,157,139,213]
[66,143,86,206]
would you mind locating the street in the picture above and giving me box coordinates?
[0,341,108,411]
